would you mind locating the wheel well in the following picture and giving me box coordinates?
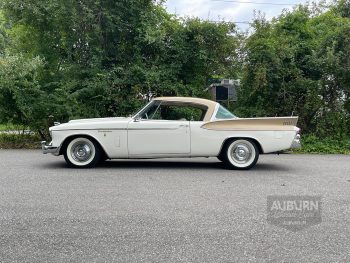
[219,137,264,156]
[59,135,108,159]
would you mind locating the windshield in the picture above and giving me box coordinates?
[215,105,237,119]
[133,101,155,119]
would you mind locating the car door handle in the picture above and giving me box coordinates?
[178,124,189,128]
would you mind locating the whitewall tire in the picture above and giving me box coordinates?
[64,137,101,168]
[222,139,259,170]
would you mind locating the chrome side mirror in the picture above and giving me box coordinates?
[133,115,141,122]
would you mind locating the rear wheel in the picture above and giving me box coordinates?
[222,139,259,170]
[64,137,101,168]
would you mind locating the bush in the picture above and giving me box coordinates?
[293,134,350,154]
[0,133,41,149]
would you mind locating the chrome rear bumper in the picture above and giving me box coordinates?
[290,134,301,149]
[41,141,60,155]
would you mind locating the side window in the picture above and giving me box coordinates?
[215,105,236,119]
[158,105,205,121]
[139,101,208,121]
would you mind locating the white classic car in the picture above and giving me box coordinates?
[42,97,301,169]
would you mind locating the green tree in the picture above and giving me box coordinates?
[236,3,350,137]
[0,0,240,133]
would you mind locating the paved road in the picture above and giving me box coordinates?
[0,150,350,263]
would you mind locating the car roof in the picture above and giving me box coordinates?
[153,97,217,121]
[154,96,217,107]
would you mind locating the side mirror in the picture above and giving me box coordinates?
[134,115,141,122]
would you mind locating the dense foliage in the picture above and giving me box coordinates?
[0,0,349,140]
[236,1,350,138]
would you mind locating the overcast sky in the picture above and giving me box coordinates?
[164,0,318,31]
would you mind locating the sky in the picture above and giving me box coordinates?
[164,0,319,31]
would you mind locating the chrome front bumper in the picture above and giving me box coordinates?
[290,134,301,149]
[41,141,60,155]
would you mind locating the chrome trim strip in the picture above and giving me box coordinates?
[128,127,182,131]
[53,128,127,131]
[201,128,296,132]
[53,127,184,131]
[129,153,191,158]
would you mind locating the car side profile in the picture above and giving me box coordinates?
[41,97,301,169]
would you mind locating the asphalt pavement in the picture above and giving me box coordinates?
[0,150,350,263]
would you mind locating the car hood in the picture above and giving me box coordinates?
[50,117,132,131]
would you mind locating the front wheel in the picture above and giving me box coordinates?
[222,139,259,170]
[64,137,101,168]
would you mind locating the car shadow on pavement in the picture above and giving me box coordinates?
[100,160,289,172]
[40,159,290,172]
[253,163,291,172]
[100,160,224,170]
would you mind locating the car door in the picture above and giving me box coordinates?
[127,119,190,156]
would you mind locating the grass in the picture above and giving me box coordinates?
[0,123,11,131]
[0,133,41,149]
[0,123,27,131]
[292,135,350,155]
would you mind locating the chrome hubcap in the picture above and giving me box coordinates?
[231,144,252,163]
[71,142,93,162]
